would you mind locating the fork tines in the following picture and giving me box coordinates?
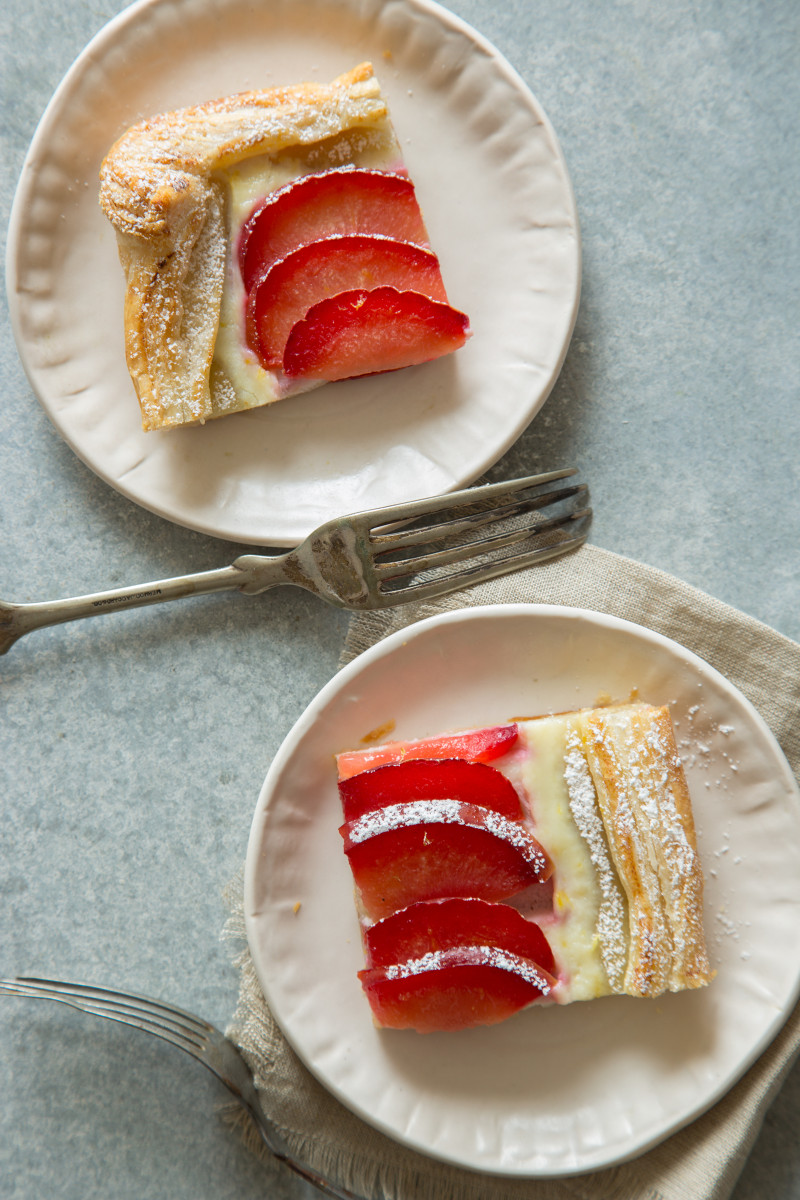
[0,976,210,1054]
[368,470,591,603]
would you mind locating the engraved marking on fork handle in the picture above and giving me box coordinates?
[91,588,164,607]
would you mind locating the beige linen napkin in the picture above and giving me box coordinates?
[225,543,800,1200]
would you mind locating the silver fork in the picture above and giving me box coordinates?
[0,469,590,653]
[0,976,364,1200]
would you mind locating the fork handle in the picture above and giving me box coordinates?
[0,553,291,654]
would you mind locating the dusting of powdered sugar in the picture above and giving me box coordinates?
[382,944,553,995]
[345,800,549,875]
[563,731,627,990]
[672,701,744,893]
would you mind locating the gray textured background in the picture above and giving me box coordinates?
[1,0,798,1197]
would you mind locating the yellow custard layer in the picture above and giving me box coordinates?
[514,717,615,1003]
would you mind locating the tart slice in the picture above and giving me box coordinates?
[336,703,712,1032]
[99,63,470,431]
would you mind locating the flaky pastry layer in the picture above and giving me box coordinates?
[99,63,390,431]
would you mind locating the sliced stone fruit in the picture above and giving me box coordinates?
[282,287,470,382]
[364,897,556,976]
[338,758,523,822]
[358,944,555,1032]
[238,167,430,292]
[336,724,519,782]
[248,235,448,368]
[340,799,552,921]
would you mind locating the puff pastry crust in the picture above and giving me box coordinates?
[99,64,391,431]
[556,703,711,998]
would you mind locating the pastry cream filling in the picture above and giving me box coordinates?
[212,124,405,415]
[514,717,618,1003]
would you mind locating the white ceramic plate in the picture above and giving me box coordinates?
[7,0,580,547]
[244,605,800,1176]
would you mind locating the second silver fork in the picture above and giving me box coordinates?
[0,976,363,1200]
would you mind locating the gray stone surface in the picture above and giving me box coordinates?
[1,0,798,1197]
